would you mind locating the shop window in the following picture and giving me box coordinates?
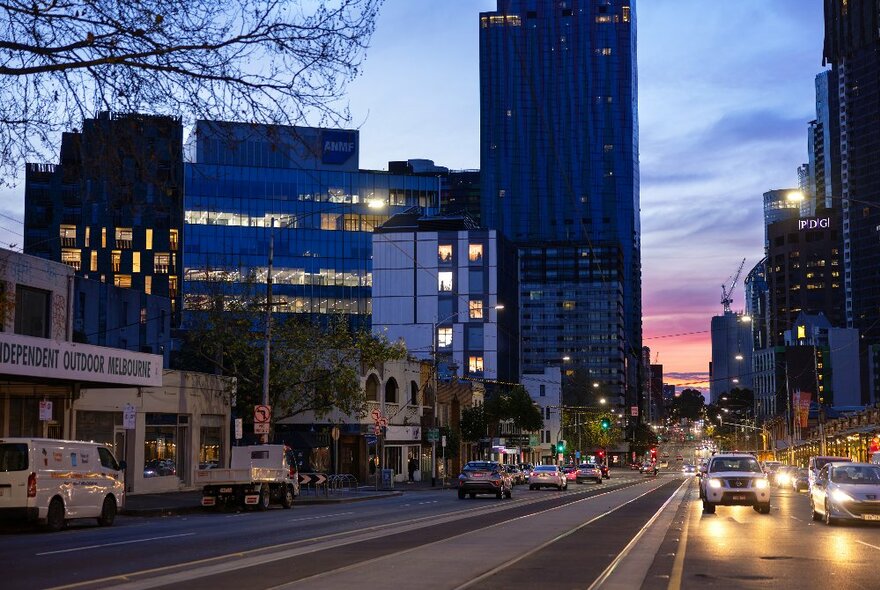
[14,285,50,338]
[469,244,483,262]
[438,327,452,348]
[469,300,484,319]
[438,244,453,263]
[468,356,484,374]
[199,415,225,469]
[438,271,453,292]
[75,411,122,456]
[144,413,186,479]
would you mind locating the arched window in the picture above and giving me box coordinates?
[410,381,419,406]
[366,374,380,402]
[385,377,399,404]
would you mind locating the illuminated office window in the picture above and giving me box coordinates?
[154,253,171,274]
[61,248,81,270]
[468,356,484,374]
[111,250,121,272]
[438,244,453,263]
[169,275,178,298]
[114,275,132,288]
[438,327,452,348]
[169,229,179,251]
[469,244,483,262]
[132,252,141,273]
[59,225,76,247]
[101,227,107,248]
[146,228,153,250]
[115,227,133,249]
[140,308,147,325]
[438,272,453,292]
[320,214,340,231]
[469,300,483,319]
[144,275,152,295]
[90,251,97,272]
[84,226,90,247]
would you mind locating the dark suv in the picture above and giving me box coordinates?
[458,461,513,499]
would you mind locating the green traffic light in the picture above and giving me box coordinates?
[600,418,611,431]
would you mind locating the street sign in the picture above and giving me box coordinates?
[575,451,581,459]
[255,405,271,424]
[365,434,378,445]
[234,418,243,440]
[123,403,136,430]
[441,435,447,448]
[254,422,270,435]
[39,400,52,421]
[331,426,340,441]
[370,409,381,421]
[427,428,440,443]
[630,406,639,417]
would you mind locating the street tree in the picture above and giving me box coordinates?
[0,0,383,183]
[483,385,544,437]
[669,388,705,422]
[459,404,487,444]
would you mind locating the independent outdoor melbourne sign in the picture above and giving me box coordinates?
[0,332,163,387]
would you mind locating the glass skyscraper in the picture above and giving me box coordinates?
[479,0,641,401]
[183,121,440,326]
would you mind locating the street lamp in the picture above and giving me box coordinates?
[735,353,744,361]
[599,398,607,405]
[786,190,806,203]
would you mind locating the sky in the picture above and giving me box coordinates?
[0,0,826,392]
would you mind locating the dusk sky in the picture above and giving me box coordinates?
[0,1,826,391]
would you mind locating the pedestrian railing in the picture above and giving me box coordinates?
[328,473,359,493]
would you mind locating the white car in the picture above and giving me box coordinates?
[810,462,880,525]
[528,465,567,491]
[699,453,771,514]
[0,438,125,531]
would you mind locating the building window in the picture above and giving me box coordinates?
[438,327,452,348]
[145,228,153,250]
[469,300,484,319]
[320,213,340,231]
[101,227,107,248]
[438,244,453,263]
[140,308,147,325]
[111,250,122,272]
[14,285,50,338]
[90,251,98,272]
[132,252,141,273]
[115,227,133,249]
[84,226,90,248]
[60,225,76,247]
[438,271,453,292]
[622,6,631,22]
[154,253,171,274]
[469,244,483,262]
[169,229,179,251]
[468,356,484,374]
[199,415,225,469]
[563,301,576,310]
[144,413,182,479]
[61,248,81,271]
[144,275,152,295]
[169,276,178,298]
[114,275,132,288]
[540,384,546,397]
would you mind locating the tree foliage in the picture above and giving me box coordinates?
[562,409,621,453]
[669,388,705,422]
[459,404,487,443]
[0,0,383,183]
[458,386,544,443]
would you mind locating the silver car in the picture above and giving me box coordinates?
[528,464,567,491]
[810,462,880,525]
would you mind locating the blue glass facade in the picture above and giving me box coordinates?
[479,1,641,397]
[183,122,439,326]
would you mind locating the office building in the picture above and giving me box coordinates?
[709,312,753,404]
[371,211,518,382]
[807,70,842,215]
[24,112,184,322]
[479,0,641,403]
[521,367,562,464]
[762,189,802,251]
[182,121,440,328]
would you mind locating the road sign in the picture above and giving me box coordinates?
[123,403,136,430]
[371,409,381,421]
[255,405,271,423]
[365,434,378,445]
[441,435,447,448]
[234,418,243,440]
[39,400,52,421]
[331,426,340,441]
[630,406,639,417]
[427,428,440,443]
[254,422,270,435]
[575,451,581,459]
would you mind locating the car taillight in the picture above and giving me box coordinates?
[27,472,37,497]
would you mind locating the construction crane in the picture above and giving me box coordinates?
[721,258,746,313]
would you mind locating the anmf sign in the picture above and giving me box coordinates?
[798,217,831,231]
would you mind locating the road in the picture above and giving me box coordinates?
[4,468,880,589]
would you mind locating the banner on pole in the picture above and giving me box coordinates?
[794,391,811,428]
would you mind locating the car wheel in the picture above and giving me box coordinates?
[505,488,512,499]
[458,489,466,499]
[281,485,294,509]
[97,495,117,526]
[257,484,271,511]
[702,501,715,514]
[824,501,837,526]
[596,478,602,484]
[757,503,771,515]
[46,497,65,532]
[810,499,821,521]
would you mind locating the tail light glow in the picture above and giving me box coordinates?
[27,472,37,497]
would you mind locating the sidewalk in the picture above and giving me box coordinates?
[122,481,450,517]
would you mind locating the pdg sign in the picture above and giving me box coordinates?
[321,129,357,165]
[798,217,831,231]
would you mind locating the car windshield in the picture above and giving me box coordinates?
[534,465,556,472]
[709,458,762,473]
[464,462,497,471]
[814,457,851,471]
[579,464,597,469]
[831,465,880,484]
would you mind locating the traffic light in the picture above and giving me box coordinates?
[650,447,657,460]
[597,449,605,459]
[556,440,567,453]
[600,418,611,431]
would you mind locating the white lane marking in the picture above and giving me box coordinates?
[856,540,880,552]
[790,516,803,522]
[36,533,196,556]
[289,512,353,523]
[418,501,438,505]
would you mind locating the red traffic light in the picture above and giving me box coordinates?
[597,450,605,458]
[650,448,657,457]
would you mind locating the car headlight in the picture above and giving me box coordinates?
[708,478,723,489]
[776,474,790,484]
[831,489,854,503]
[755,479,769,489]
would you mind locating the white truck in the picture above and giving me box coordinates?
[197,445,299,511]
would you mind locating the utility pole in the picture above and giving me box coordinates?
[261,218,275,444]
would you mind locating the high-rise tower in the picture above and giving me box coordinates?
[479,0,641,404]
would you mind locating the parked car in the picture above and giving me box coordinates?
[576,463,602,484]
[792,468,810,492]
[0,438,125,531]
[563,467,578,482]
[810,462,880,525]
[699,453,771,514]
[529,465,567,491]
[457,461,513,500]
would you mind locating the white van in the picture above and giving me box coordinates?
[808,455,851,489]
[0,438,125,531]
